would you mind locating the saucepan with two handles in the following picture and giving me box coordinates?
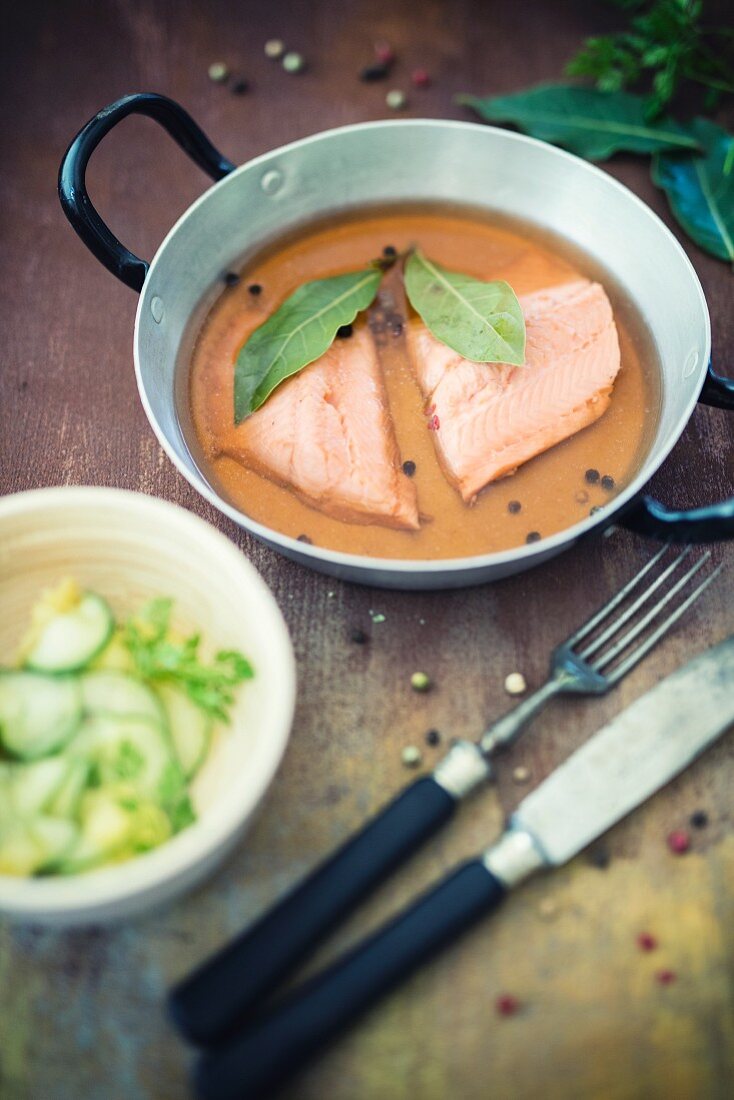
[59,93,734,589]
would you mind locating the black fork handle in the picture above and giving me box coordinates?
[58,92,236,292]
[194,860,507,1100]
[619,362,734,542]
[168,775,459,1046]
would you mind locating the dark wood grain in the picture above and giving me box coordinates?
[1,2,733,1098]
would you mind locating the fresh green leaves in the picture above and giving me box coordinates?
[234,267,382,421]
[457,85,700,160]
[457,77,733,264]
[404,250,526,366]
[123,599,254,723]
[565,0,734,119]
[653,118,734,265]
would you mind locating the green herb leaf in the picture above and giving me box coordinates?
[564,1,734,117]
[404,250,526,366]
[123,600,254,723]
[456,84,701,160]
[652,118,734,265]
[156,760,195,833]
[234,267,382,421]
[167,794,196,834]
[113,740,145,781]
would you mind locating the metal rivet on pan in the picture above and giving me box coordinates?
[150,296,164,323]
[261,169,284,195]
[683,349,699,379]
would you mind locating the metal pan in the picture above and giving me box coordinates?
[59,93,734,590]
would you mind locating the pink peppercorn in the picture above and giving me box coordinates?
[411,68,431,87]
[495,994,520,1017]
[656,969,677,986]
[637,932,658,952]
[375,42,395,64]
[427,414,440,431]
[667,829,691,854]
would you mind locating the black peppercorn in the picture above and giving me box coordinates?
[248,283,263,296]
[223,272,240,287]
[508,500,521,514]
[601,475,615,491]
[585,468,600,484]
[360,62,390,82]
[526,531,541,544]
[402,460,416,477]
[589,847,610,869]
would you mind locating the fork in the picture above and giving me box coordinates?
[169,546,722,1046]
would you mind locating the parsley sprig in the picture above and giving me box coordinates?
[123,598,254,723]
[566,0,734,118]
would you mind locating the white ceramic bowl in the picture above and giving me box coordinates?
[0,487,296,925]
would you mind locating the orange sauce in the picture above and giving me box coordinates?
[186,206,660,559]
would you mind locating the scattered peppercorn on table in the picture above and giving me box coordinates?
[1,1,733,1098]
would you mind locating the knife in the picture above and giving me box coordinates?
[194,634,734,1100]
[169,549,720,1046]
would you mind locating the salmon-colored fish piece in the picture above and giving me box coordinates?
[407,279,621,502]
[224,326,420,530]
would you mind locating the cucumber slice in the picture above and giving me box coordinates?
[56,790,126,873]
[76,714,177,800]
[0,765,13,823]
[58,787,172,874]
[24,593,114,673]
[48,758,90,818]
[0,672,82,760]
[0,822,43,875]
[80,671,165,726]
[32,817,79,871]
[0,817,78,876]
[8,757,72,816]
[157,684,212,778]
[91,630,135,673]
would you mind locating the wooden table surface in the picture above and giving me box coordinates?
[1,2,733,1097]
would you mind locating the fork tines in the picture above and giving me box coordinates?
[571,546,723,684]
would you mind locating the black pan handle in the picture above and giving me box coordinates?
[58,92,236,292]
[194,860,506,1100]
[700,363,734,411]
[169,775,458,1046]
[621,362,734,541]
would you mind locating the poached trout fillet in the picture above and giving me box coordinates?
[225,326,420,530]
[407,279,622,502]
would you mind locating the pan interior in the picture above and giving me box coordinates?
[178,201,661,561]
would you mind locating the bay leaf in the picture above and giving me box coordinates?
[404,249,525,365]
[652,118,734,266]
[234,267,382,421]
[456,84,701,160]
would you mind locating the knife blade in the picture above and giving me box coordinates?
[488,632,734,879]
[195,636,734,1100]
